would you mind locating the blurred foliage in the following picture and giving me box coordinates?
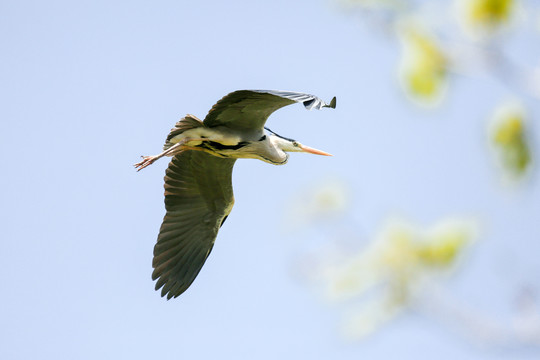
[337,0,537,179]
[284,178,350,229]
[490,101,532,177]
[320,219,476,338]
[288,0,540,346]
[398,27,448,105]
[457,0,517,37]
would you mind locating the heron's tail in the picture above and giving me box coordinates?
[163,114,205,151]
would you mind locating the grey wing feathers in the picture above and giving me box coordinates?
[251,90,336,110]
[152,151,236,299]
[203,90,336,132]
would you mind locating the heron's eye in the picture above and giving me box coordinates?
[293,141,299,147]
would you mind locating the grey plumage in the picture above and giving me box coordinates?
[152,151,235,299]
[139,90,336,299]
[204,90,336,133]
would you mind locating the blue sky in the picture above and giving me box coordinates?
[1,0,539,359]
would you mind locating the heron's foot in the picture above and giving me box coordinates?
[134,155,157,171]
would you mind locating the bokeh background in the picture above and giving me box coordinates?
[1,0,539,359]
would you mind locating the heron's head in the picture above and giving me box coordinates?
[265,127,332,156]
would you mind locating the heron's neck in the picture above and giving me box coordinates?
[263,136,289,165]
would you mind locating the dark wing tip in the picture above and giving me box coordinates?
[326,96,337,109]
[155,277,189,300]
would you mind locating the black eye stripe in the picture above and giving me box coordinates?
[259,135,266,141]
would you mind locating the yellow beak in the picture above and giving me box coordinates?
[298,144,333,156]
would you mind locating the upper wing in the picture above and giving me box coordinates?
[203,90,336,133]
[152,150,236,299]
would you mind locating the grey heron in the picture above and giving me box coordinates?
[135,90,336,299]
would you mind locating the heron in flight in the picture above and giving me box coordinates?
[135,90,336,299]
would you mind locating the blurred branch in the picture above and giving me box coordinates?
[293,213,540,348]
[419,284,540,348]
[337,0,540,100]
[294,216,480,337]
[335,0,538,180]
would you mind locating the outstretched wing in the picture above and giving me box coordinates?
[152,151,236,299]
[203,90,336,133]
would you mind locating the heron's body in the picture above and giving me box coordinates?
[164,117,290,164]
[135,90,336,299]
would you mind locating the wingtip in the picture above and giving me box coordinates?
[326,96,337,109]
